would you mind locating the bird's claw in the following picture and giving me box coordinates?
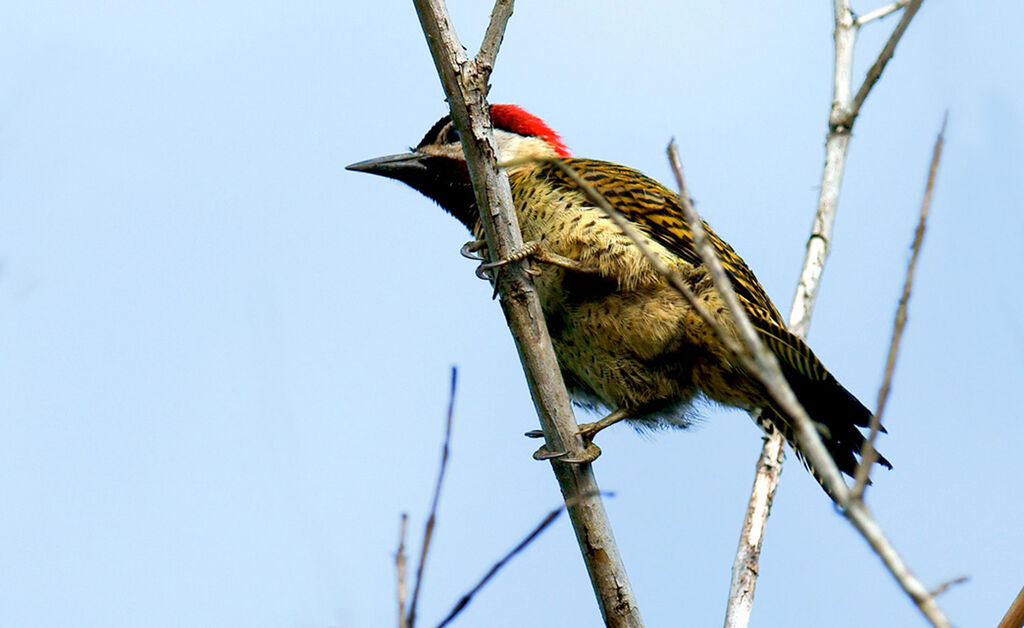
[460,239,488,261]
[532,442,602,464]
[526,426,603,464]
[462,239,497,280]
[476,241,547,279]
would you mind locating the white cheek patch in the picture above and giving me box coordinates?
[420,129,560,164]
[494,130,561,163]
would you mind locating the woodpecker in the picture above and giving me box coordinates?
[347,104,890,496]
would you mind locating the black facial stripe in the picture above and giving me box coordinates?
[417,115,452,148]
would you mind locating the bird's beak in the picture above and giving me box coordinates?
[346,152,428,180]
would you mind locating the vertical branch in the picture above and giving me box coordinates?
[411,1,644,625]
[789,0,857,337]
[396,514,409,628]
[407,367,458,627]
[726,1,929,626]
[723,425,784,627]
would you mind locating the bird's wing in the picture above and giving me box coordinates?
[544,158,831,384]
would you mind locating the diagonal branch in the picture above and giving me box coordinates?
[849,0,924,122]
[856,0,909,27]
[665,143,847,498]
[997,584,1024,628]
[664,142,951,628]
[411,1,643,625]
[435,504,567,628]
[851,114,945,498]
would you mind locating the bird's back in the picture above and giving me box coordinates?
[507,158,890,485]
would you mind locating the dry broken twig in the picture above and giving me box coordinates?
[928,576,968,599]
[405,367,458,628]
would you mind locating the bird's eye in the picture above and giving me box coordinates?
[442,125,460,144]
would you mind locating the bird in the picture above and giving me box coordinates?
[347,104,890,497]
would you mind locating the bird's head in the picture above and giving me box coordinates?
[347,104,570,228]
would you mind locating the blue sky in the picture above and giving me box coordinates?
[2,2,1021,627]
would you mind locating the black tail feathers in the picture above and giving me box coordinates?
[761,368,891,498]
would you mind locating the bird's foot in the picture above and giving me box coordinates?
[472,240,591,279]
[524,409,630,464]
[477,241,545,278]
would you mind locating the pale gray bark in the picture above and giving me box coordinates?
[411,1,644,625]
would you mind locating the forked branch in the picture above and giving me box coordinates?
[728,1,932,625]
[411,1,643,625]
[666,140,950,627]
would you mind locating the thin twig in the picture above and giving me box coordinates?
[411,2,643,625]
[407,367,458,628]
[434,491,613,628]
[928,576,968,598]
[851,115,946,498]
[856,0,909,27]
[476,0,514,73]
[848,0,924,122]
[397,514,410,628]
[997,584,1024,628]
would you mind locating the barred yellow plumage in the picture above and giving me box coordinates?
[347,105,890,498]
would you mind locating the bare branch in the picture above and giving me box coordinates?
[998,584,1024,628]
[730,1,929,625]
[412,2,643,625]
[407,367,458,627]
[476,0,514,74]
[856,1,909,27]
[849,0,924,121]
[397,514,409,628]
[929,576,968,598]
[723,428,785,627]
[851,115,946,498]
[788,2,856,338]
[435,506,565,628]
